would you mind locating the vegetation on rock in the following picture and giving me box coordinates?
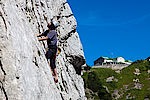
[82,58,150,100]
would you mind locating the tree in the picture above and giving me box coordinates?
[87,71,102,92]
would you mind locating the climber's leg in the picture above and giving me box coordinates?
[46,50,54,76]
[46,48,58,82]
[48,60,54,76]
[50,54,58,82]
[54,68,58,82]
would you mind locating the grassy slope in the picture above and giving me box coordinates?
[82,60,150,100]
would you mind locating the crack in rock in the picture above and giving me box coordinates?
[66,55,85,75]
[54,14,73,20]
[0,80,8,100]
[60,29,76,43]
[0,60,6,76]
[32,57,39,68]
[0,11,7,31]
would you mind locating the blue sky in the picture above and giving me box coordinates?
[68,0,150,66]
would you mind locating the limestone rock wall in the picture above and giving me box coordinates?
[0,0,86,100]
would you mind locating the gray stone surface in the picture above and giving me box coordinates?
[106,76,118,82]
[134,83,143,90]
[134,68,141,75]
[148,70,150,74]
[0,0,86,100]
[112,90,120,99]
[106,76,114,82]
[92,64,129,70]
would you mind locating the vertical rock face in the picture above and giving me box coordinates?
[0,0,86,100]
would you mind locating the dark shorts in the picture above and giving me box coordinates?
[45,46,57,69]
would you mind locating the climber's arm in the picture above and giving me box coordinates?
[38,36,48,41]
[36,30,49,37]
[36,33,43,37]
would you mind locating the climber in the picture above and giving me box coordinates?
[36,20,58,82]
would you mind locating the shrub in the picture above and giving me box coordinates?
[98,87,112,100]
[87,71,102,92]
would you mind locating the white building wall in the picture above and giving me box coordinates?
[117,57,125,62]
[104,59,113,63]
[124,62,132,65]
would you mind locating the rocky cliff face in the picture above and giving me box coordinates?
[0,0,86,100]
